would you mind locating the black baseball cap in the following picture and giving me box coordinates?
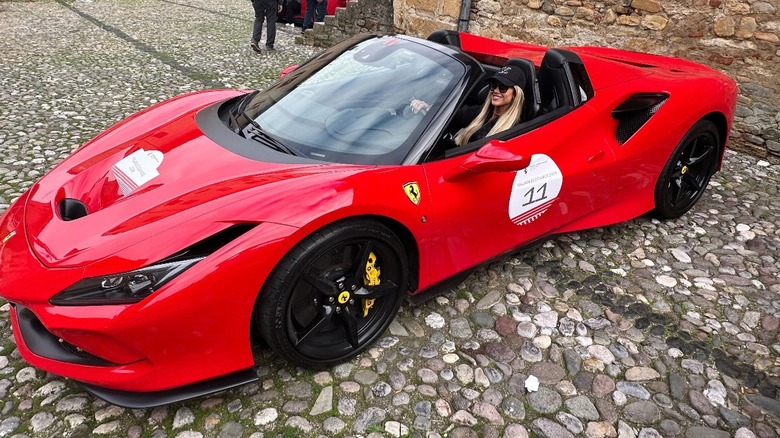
[489,65,526,89]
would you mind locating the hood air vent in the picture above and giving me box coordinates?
[58,198,89,221]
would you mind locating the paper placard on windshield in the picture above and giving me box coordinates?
[112,149,164,196]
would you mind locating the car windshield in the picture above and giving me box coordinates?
[239,35,466,164]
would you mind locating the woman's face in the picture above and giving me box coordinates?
[489,83,515,110]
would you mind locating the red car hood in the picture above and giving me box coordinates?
[23,90,352,269]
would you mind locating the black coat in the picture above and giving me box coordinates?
[452,105,497,143]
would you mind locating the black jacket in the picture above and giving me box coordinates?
[452,105,497,143]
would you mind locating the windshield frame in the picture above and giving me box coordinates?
[237,34,482,165]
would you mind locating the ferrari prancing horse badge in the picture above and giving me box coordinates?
[403,182,421,205]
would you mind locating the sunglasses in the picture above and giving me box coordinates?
[488,82,510,93]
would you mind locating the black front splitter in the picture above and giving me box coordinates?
[78,368,259,408]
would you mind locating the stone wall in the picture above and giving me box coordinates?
[305,0,780,159]
[296,0,396,47]
[398,0,780,160]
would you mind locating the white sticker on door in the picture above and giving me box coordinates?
[508,154,563,226]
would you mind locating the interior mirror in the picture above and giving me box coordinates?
[444,141,531,182]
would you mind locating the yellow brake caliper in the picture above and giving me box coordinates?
[362,251,380,317]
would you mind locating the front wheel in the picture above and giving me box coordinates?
[652,119,720,219]
[257,220,408,368]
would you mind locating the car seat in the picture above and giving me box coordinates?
[426,30,461,49]
[537,49,586,114]
[466,59,540,122]
[504,58,541,122]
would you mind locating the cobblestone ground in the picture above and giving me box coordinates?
[1,1,780,438]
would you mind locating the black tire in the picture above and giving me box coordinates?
[652,119,720,219]
[257,220,408,368]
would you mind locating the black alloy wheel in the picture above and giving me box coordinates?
[257,221,407,368]
[652,119,720,219]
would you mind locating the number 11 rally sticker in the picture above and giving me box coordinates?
[508,154,563,226]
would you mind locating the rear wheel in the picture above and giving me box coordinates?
[257,221,407,368]
[652,119,720,219]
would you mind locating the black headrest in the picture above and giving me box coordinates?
[541,48,582,69]
[538,49,583,113]
[426,30,461,49]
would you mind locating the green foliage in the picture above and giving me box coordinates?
[280,425,305,438]
[366,422,385,433]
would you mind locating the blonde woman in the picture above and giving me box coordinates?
[410,65,526,146]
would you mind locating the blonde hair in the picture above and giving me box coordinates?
[455,85,524,146]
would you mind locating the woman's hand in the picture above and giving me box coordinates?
[409,99,431,115]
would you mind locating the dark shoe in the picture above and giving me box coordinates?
[266,45,275,51]
[250,40,262,54]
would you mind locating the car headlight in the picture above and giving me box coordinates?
[49,258,204,306]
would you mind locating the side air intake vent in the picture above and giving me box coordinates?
[612,93,668,145]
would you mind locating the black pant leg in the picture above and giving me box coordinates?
[251,0,265,43]
[265,4,278,47]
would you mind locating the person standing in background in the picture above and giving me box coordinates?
[301,0,326,33]
[251,0,283,52]
[280,0,300,26]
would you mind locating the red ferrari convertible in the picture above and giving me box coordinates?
[0,31,737,407]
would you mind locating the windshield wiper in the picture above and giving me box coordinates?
[227,91,259,134]
[228,91,304,157]
[226,109,241,133]
[243,119,305,157]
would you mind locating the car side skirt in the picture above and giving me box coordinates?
[409,234,561,304]
[407,269,475,305]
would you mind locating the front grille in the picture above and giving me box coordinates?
[59,338,106,361]
[15,305,113,366]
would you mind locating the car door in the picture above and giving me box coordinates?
[420,105,616,287]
